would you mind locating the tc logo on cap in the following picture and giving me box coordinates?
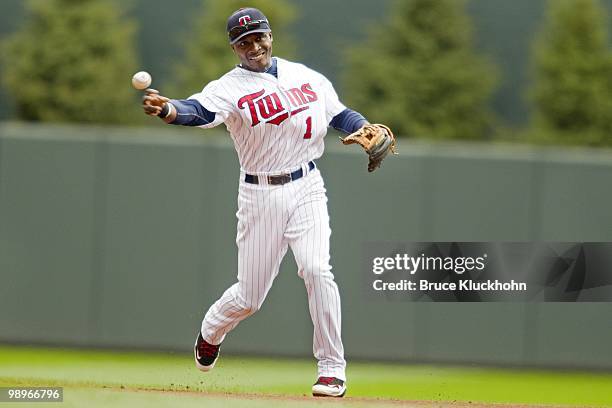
[238,16,252,26]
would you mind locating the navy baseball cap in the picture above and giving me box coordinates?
[227,7,271,44]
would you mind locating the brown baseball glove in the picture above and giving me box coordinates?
[339,124,397,172]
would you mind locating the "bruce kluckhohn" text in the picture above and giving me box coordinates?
[372,253,487,275]
[373,279,527,292]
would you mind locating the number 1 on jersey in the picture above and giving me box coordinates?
[303,116,312,139]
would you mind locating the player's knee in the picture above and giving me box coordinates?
[235,294,262,316]
[300,263,333,281]
[242,303,260,315]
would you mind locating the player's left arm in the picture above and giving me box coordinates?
[323,80,397,172]
[320,73,369,134]
[329,108,369,134]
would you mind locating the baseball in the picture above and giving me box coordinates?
[131,71,152,90]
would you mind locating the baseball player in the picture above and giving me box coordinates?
[142,7,394,398]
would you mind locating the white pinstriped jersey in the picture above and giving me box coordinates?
[188,57,346,174]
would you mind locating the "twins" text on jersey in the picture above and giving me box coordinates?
[237,83,318,126]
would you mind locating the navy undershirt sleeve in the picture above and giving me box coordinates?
[329,108,368,134]
[168,99,216,126]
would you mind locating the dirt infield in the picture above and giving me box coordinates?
[129,386,571,408]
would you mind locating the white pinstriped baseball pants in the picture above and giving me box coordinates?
[200,167,346,380]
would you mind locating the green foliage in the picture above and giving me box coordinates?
[169,0,297,97]
[530,0,612,146]
[344,0,497,139]
[1,0,141,124]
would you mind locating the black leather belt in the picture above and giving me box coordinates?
[245,161,315,185]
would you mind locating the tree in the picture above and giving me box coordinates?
[1,0,140,124]
[530,0,612,146]
[343,0,497,140]
[169,0,297,97]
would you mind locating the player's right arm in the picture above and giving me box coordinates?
[142,89,216,125]
[142,81,232,128]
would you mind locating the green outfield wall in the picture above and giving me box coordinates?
[1,123,612,368]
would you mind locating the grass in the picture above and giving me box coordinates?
[0,345,611,407]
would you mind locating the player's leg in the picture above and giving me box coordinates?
[200,240,288,344]
[285,171,346,396]
[196,183,288,368]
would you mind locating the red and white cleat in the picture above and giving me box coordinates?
[194,332,220,372]
[312,376,346,397]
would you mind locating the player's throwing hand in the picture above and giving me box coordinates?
[142,89,169,116]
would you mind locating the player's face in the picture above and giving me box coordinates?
[232,32,273,72]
